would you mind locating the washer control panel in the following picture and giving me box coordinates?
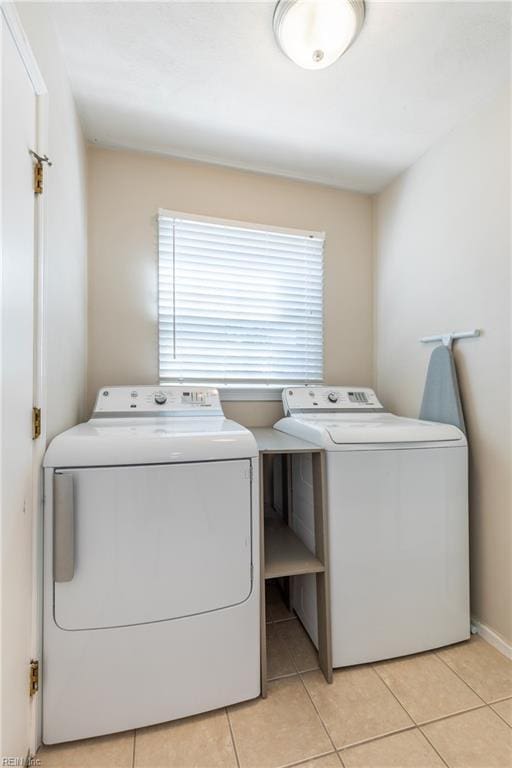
[92,386,223,416]
[283,386,383,415]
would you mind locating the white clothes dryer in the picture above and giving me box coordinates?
[274,386,469,668]
[42,386,259,744]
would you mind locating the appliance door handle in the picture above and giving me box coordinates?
[54,472,75,582]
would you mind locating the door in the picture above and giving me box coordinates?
[53,461,253,631]
[0,9,43,760]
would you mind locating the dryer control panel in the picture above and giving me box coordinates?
[92,386,223,416]
[282,386,383,415]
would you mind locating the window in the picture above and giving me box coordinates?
[158,210,324,395]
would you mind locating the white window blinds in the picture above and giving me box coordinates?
[158,210,324,385]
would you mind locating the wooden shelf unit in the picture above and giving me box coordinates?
[249,427,333,697]
[264,517,325,580]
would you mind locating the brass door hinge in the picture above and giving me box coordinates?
[29,659,39,697]
[29,150,52,195]
[32,407,41,440]
[34,161,44,195]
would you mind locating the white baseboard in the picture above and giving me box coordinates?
[471,618,512,660]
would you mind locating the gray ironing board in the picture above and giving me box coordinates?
[420,344,466,433]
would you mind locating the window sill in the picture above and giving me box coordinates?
[218,386,284,402]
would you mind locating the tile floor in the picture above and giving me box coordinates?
[37,582,512,768]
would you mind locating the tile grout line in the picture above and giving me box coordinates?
[416,725,453,768]
[267,621,296,682]
[288,625,310,678]
[418,702,488,728]
[278,750,339,768]
[131,728,136,768]
[268,591,336,765]
[488,694,512,705]
[267,670,300,683]
[335,725,450,768]
[431,645,512,727]
[301,663,423,754]
[370,663,420,725]
[269,613,339,767]
[440,652,512,719]
[433,650,490,706]
[225,706,241,768]
[286,618,321,679]
[275,610,321,678]
[368,663,451,767]
[297,670,338,754]
[489,702,512,729]
[417,702,491,729]
[370,659,497,766]
[371,657,489,727]
[335,723,418,753]
[296,670,415,761]
[268,615,319,682]
[269,588,506,764]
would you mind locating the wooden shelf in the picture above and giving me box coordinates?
[264,516,325,580]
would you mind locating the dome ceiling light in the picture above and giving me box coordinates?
[273,0,365,70]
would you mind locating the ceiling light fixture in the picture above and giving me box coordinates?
[273,0,365,70]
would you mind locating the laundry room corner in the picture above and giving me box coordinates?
[1,2,511,766]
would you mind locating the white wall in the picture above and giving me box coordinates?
[87,147,374,425]
[374,89,511,645]
[18,2,88,442]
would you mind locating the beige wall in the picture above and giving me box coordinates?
[18,3,88,441]
[87,147,373,425]
[374,89,511,644]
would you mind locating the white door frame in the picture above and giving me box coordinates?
[1,2,48,755]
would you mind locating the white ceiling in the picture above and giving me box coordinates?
[50,1,511,192]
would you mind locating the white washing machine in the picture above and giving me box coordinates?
[274,386,469,667]
[42,386,260,744]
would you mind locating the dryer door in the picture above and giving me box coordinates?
[52,460,253,630]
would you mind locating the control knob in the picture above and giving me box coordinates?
[154,391,167,405]
[327,392,338,403]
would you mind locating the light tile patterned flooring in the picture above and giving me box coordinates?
[37,582,512,768]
